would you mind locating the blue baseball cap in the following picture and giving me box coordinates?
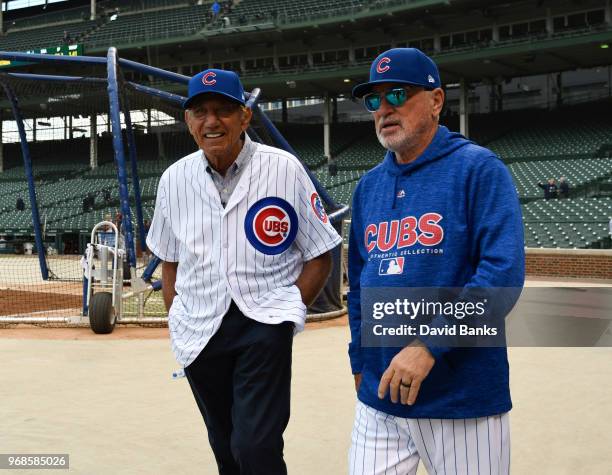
[183,68,246,109]
[352,48,441,99]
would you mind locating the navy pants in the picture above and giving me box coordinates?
[185,301,293,475]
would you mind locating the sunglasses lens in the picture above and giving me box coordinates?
[386,88,407,107]
[364,88,409,111]
[364,94,381,112]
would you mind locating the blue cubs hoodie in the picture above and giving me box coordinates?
[347,125,525,418]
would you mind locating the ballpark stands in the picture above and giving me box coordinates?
[0,0,453,52]
[279,123,371,168]
[509,157,612,199]
[0,20,98,51]
[224,0,369,26]
[486,105,612,160]
[313,169,362,189]
[332,136,381,169]
[330,180,359,207]
[84,5,209,50]
[6,5,91,30]
[269,124,325,168]
[0,163,89,182]
[2,99,612,249]
[522,197,612,248]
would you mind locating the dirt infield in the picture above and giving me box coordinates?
[0,315,348,339]
[0,289,81,316]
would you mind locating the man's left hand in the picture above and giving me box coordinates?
[377,341,435,405]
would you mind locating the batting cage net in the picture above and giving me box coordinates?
[0,49,347,327]
[0,66,111,322]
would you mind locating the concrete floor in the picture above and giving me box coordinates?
[1,324,612,475]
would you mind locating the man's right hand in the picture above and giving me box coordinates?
[354,373,362,393]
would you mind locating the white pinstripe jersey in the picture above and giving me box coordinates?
[146,136,342,367]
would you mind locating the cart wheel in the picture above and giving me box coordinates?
[89,292,116,334]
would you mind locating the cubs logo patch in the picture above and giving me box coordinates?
[376,57,391,74]
[245,197,298,255]
[379,257,404,275]
[202,71,217,85]
[310,192,328,224]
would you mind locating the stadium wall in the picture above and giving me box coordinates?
[340,246,612,281]
[525,248,612,280]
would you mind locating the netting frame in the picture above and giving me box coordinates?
[0,49,190,281]
[0,48,349,324]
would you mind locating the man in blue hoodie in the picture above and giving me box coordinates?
[348,48,525,474]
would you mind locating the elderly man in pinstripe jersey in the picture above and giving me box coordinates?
[146,69,342,475]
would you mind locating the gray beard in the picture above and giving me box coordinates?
[376,130,414,153]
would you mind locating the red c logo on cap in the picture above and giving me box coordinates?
[376,57,391,73]
[202,72,217,86]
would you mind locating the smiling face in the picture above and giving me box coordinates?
[184,93,252,172]
[371,82,444,162]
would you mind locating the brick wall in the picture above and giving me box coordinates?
[342,245,612,280]
[525,249,612,280]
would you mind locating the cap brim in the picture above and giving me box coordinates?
[352,79,433,98]
[183,90,246,110]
